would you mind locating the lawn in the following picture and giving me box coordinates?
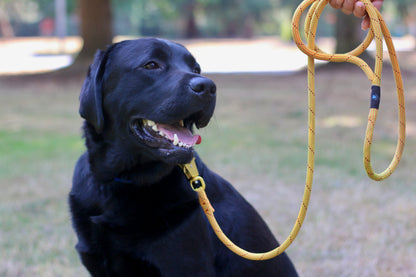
[0,66,415,276]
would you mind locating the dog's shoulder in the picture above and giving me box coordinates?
[71,152,92,194]
[70,152,103,214]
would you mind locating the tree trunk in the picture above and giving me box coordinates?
[0,8,14,37]
[334,10,374,63]
[70,0,113,73]
[184,1,199,38]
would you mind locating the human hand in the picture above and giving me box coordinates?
[329,0,384,30]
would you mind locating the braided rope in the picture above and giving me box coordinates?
[293,0,406,181]
[180,0,405,260]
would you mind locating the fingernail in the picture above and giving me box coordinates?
[356,1,365,10]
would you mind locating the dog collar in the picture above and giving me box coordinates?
[113,178,135,184]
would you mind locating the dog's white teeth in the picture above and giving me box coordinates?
[141,119,190,148]
[173,134,179,146]
[142,119,157,128]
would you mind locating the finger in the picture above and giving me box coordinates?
[329,0,343,9]
[341,0,357,15]
[372,0,383,11]
[359,0,383,30]
[353,1,366,18]
[361,15,371,30]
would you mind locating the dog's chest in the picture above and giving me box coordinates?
[97,204,217,276]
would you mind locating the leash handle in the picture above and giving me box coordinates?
[292,0,406,181]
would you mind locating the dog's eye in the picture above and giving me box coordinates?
[193,67,201,74]
[143,62,160,70]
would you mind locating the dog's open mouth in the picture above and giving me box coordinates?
[130,119,202,149]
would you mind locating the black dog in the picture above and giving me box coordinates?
[70,38,298,276]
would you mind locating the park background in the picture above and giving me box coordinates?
[0,0,415,276]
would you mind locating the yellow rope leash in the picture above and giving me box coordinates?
[179,0,406,260]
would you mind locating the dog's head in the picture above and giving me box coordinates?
[79,38,216,165]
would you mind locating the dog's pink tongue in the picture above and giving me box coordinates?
[157,123,202,145]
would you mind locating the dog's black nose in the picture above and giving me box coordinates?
[190,77,216,96]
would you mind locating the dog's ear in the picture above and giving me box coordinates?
[79,49,109,134]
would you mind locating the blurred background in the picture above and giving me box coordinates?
[0,0,415,276]
[0,0,415,74]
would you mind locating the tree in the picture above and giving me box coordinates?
[334,10,373,62]
[182,0,199,38]
[334,11,359,53]
[68,0,113,73]
[0,1,14,37]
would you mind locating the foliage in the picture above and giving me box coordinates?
[112,0,276,38]
[0,0,319,38]
[1,0,416,38]
[0,0,77,36]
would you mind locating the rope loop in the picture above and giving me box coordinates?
[292,0,406,181]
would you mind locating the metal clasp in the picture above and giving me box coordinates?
[179,158,206,191]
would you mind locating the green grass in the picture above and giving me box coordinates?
[0,82,85,276]
[0,131,83,179]
[1,69,415,276]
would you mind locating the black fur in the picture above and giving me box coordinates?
[70,38,298,276]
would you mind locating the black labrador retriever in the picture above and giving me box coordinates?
[70,38,298,277]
